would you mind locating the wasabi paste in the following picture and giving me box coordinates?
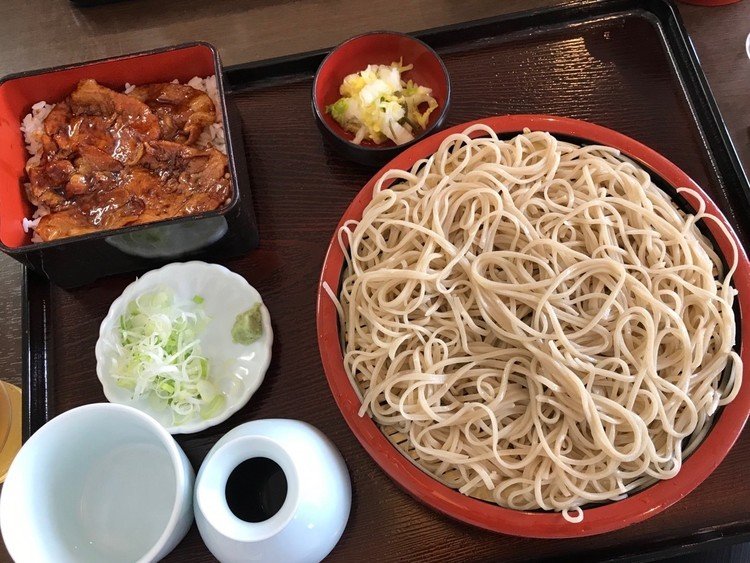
[232,303,263,345]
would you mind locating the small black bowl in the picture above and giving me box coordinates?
[312,31,451,167]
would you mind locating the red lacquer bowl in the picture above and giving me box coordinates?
[312,31,450,167]
[316,115,750,538]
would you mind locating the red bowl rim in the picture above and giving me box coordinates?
[316,114,750,538]
[311,30,451,153]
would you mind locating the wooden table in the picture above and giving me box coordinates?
[0,0,748,561]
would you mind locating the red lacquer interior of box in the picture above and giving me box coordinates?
[0,44,216,249]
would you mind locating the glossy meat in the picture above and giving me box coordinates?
[69,79,161,139]
[129,83,216,144]
[24,79,229,242]
[25,159,75,209]
[138,141,230,219]
[65,145,124,197]
[34,190,146,241]
[141,141,228,189]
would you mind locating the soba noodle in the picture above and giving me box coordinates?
[328,126,742,521]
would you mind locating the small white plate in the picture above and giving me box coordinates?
[95,261,273,434]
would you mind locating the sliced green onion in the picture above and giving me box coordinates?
[110,287,223,425]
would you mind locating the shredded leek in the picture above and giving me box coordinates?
[111,287,224,425]
[325,60,438,145]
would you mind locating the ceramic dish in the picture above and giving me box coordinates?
[316,114,750,538]
[194,419,351,563]
[96,261,273,434]
[0,403,194,562]
[312,31,450,167]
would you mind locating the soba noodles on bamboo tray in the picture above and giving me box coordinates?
[324,124,742,523]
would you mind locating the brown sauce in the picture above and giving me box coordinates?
[25,79,231,241]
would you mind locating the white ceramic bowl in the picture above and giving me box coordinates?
[0,403,194,563]
[194,419,351,563]
[95,261,273,434]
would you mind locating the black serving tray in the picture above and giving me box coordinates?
[20,1,750,561]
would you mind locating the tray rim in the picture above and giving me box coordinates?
[220,0,750,230]
[19,0,750,559]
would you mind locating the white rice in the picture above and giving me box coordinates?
[21,75,226,240]
[21,100,54,167]
[186,75,226,154]
[22,202,48,243]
